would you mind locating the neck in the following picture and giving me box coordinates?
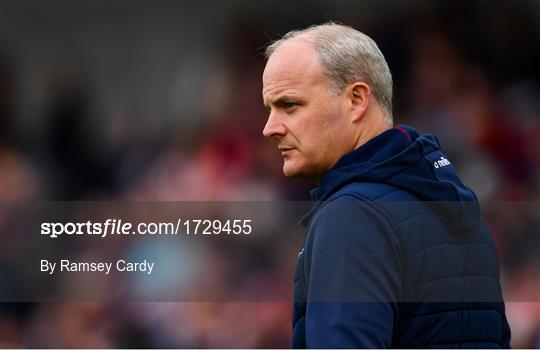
[353,110,392,151]
[311,109,392,186]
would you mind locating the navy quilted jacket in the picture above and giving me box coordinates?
[292,125,511,348]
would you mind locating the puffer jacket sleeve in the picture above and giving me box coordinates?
[303,196,401,348]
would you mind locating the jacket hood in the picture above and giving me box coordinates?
[311,125,479,230]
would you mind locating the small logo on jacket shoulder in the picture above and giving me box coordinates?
[433,156,451,169]
[298,247,304,258]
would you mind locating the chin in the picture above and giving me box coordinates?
[282,159,325,184]
[282,166,299,178]
[282,160,303,178]
[283,161,315,180]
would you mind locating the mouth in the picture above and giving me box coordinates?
[279,147,295,157]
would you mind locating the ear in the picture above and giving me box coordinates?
[349,82,371,123]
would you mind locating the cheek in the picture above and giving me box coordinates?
[292,101,346,157]
[295,122,323,157]
[312,106,349,160]
[312,104,346,138]
[292,126,331,169]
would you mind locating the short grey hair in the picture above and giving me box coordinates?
[265,22,393,121]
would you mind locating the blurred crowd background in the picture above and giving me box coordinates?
[0,0,539,348]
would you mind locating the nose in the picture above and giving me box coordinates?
[262,112,287,140]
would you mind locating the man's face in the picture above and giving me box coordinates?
[262,39,354,182]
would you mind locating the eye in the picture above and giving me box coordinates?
[284,102,297,110]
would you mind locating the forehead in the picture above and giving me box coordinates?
[262,39,326,98]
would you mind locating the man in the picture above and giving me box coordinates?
[262,23,511,348]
